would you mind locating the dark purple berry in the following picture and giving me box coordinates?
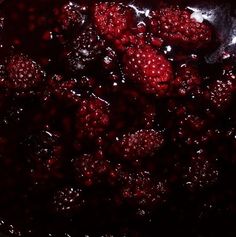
[73,152,110,187]
[65,25,105,72]
[183,149,219,191]
[51,186,85,215]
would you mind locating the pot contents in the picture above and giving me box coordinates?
[0,0,235,236]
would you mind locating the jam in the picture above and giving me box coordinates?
[0,0,235,236]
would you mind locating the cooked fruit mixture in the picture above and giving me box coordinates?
[0,0,235,236]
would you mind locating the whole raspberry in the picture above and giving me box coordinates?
[120,170,167,215]
[56,2,87,31]
[66,24,105,72]
[123,45,172,96]
[93,2,134,40]
[0,54,45,91]
[204,79,235,110]
[150,6,213,49]
[51,186,85,216]
[76,96,110,140]
[183,149,219,191]
[170,64,201,96]
[119,129,165,163]
[73,152,110,187]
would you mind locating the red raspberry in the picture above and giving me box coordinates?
[199,62,236,112]
[0,54,45,91]
[150,6,213,49]
[204,79,235,110]
[73,152,110,187]
[56,2,87,31]
[170,64,201,96]
[93,2,134,40]
[119,129,165,163]
[123,45,172,96]
[76,96,110,140]
[120,170,167,215]
[52,186,85,216]
[183,149,219,191]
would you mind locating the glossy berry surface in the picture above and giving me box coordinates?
[76,96,110,140]
[149,6,213,49]
[119,129,164,163]
[93,2,134,40]
[65,24,105,72]
[0,0,235,237]
[51,186,85,215]
[0,54,45,91]
[123,45,172,96]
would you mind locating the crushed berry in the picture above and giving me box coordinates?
[119,170,168,216]
[170,64,201,96]
[22,127,64,184]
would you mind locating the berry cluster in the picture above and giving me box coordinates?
[0,0,235,237]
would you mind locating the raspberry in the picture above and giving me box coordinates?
[183,149,219,191]
[120,170,167,215]
[65,24,105,72]
[73,152,110,187]
[51,186,85,216]
[22,127,63,183]
[56,2,87,31]
[0,54,45,91]
[119,129,165,163]
[76,96,110,140]
[170,64,201,96]
[93,2,134,40]
[204,79,235,110]
[123,45,172,96]
[150,6,213,49]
